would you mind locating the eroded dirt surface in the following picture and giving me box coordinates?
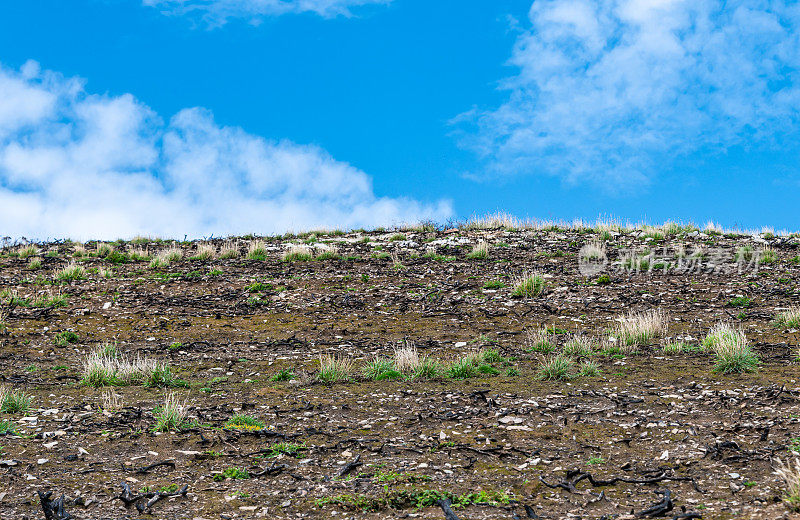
[1,225,800,520]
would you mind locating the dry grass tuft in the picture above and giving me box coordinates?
[775,458,800,511]
[512,271,545,298]
[282,244,313,262]
[318,354,353,383]
[219,241,240,259]
[615,309,668,346]
[101,389,123,412]
[152,392,189,432]
[704,324,758,373]
[775,307,800,329]
[525,327,555,353]
[466,241,490,260]
[393,342,421,373]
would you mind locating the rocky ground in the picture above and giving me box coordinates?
[1,221,800,520]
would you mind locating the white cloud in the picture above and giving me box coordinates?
[459,0,800,185]
[0,61,451,240]
[143,0,391,25]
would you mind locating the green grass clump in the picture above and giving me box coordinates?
[318,354,352,383]
[535,354,573,381]
[728,296,752,308]
[410,357,440,380]
[271,369,295,382]
[145,364,188,388]
[0,419,14,434]
[512,272,545,298]
[446,357,478,379]
[735,245,755,262]
[56,261,86,281]
[563,336,595,357]
[466,241,489,260]
[18,245,39,258]
[577,360,600,377]
[662,341,690,354]
[705,325,759,374]
[759,247,777,264]
[282,244,313,262]
[361,357,402,381]
[615,309,667,346]
[213,467,250,481]
[54,330,79,346]
[0,387,32,413]
[152,393,189,432]
[246,241,268,260]
[266,442,308,458]
[483,279,505,289]
[525,327,554,353]
[224,414,265,431]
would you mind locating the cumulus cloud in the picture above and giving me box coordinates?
[0,61,451,240]
[458,0,800,185]
[143,0,391,25]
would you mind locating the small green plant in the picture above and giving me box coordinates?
[224,414,265,431]
[266,442,307,458]
[536,354,573,381]
[213,467,250,481]
[596,274,611,285]
[54,330,79,346]
[587,456,606,465]
[388,233,407,242]
[512,272,545,298]
[0,419,14,435]
[168,342,182,351]
[483,280,505,290]
[728,296,752,308]
[271,369,295,382]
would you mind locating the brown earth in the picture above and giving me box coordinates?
[1,225,800,520]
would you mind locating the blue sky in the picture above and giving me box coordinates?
[0,0,799,239]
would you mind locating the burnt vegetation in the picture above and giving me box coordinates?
[1,218,800,519]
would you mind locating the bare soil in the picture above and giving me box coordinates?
[1,226,800,520]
